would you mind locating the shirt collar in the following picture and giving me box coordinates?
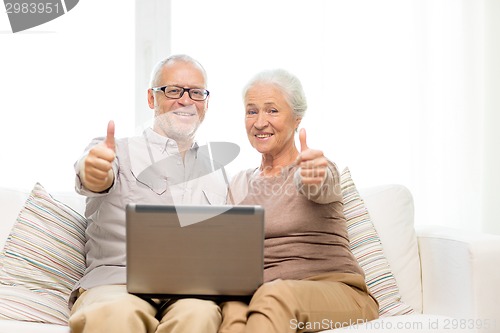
[143,127,199,157]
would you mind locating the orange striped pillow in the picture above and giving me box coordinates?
[341,167,414,317]
[0,183,86,324]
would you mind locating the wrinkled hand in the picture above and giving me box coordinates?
[296,128,328,185]
[83,120,116,192]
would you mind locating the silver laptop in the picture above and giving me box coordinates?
[126,204,264,300]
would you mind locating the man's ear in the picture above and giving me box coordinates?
[147,89,155,109]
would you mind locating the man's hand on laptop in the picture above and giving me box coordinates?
[81,120,116,193]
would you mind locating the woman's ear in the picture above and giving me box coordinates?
[295,117,302,132]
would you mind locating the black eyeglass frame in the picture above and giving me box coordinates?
[151,85,210,101]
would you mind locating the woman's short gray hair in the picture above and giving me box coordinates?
[242,68,307,118]
[149,54,207,88]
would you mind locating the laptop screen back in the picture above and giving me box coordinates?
[126,204,264,300]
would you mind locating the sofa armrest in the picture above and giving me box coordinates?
[417,226,500,332]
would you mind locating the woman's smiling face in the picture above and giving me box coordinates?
[244,82,301,158]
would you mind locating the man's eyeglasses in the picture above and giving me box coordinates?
[151,85,210,101]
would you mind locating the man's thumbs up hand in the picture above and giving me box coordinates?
[82,121,116,192]
[296,128,328,185]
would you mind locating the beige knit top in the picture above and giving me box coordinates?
[229,161,364,283]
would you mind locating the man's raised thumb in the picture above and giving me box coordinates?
[105,120,116,151]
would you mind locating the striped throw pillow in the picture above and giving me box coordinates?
[341,168,414,317]
[0,183,86,324]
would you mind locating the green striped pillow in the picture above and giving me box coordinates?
[0,183,86,324]
[341,168,414,317]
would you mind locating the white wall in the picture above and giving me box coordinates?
[135,0,171,132]
[167,0,499,233]
[482,0,500,234]
[0,1,135,192]
[1,0,498,234]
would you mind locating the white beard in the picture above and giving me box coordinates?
[155,105,202,142]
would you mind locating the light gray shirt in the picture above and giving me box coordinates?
[71,128,228,305]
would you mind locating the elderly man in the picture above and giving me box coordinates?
[69,54,228,333]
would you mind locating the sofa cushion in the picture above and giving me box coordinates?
[341,168,414,317]
[360,184,422,314]
[0,183,86,324]
[0,316,70,333]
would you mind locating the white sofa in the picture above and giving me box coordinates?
[0,183,499,333]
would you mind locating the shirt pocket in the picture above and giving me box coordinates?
[202,189,227,205]
[130,169,169,196]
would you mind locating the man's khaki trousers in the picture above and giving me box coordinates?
[69,285,221,333]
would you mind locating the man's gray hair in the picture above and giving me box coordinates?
[242,68,307,118]
[149,54,208,88]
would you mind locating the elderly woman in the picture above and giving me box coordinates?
[220,69,379,333]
